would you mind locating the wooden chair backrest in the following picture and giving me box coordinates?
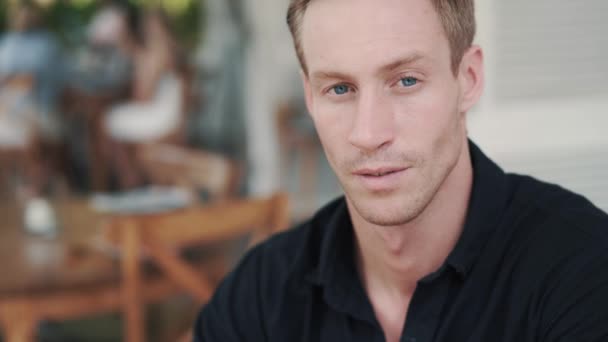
[137,143,241,200]
[105,192,290,342]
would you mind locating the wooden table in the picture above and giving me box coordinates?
[0,198,238,342]
[0,200,119,341]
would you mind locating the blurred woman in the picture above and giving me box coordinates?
[103,9,187,189]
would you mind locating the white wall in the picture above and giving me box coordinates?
[469,0,608,211]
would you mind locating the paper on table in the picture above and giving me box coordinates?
[89,186,195,214]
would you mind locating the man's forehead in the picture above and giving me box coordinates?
[300,0,447,77]
[301,0,442,38]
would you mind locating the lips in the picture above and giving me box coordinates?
[353,167,407,177]
[351,166,410,192]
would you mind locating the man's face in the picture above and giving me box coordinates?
[300,0,481,226]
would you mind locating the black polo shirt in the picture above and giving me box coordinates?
[195,142,608,342]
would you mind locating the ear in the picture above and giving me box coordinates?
[300,69,314,117]
[457,45,485,113]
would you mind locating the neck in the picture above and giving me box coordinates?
[352,142,473,297]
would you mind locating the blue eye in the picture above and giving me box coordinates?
[332,84,350,95]
[400,77,418,87]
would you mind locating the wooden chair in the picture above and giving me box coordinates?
[104,192,290,342]
[60,83,128,191]
[136,143,241,200]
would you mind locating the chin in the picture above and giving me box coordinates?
[347,191,429,227]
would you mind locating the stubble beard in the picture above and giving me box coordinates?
[346,170,436,227]
[342,152,457,228]
[338,151,440,227]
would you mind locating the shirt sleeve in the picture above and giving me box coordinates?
[539,246,608,342]
[193,244,268,342]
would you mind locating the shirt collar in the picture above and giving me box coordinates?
[296,197,352,288]
[445,140,509,278]
[301,199,378,322]
[305,198,357,289]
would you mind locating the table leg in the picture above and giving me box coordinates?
[121,219,145,342]
[0,305,37,342]
[3,320,36,342]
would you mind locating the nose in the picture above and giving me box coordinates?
[347,90,395,152]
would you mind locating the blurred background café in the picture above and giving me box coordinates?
[0,0,606,341]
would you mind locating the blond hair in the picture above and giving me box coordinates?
[286,0,476,75]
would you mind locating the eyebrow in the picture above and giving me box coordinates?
[310,70,352,82]
[379,53,425,74]
[309,53,427,82]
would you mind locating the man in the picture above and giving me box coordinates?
[195,0,608,341]
[0,2,66,234]
[0,1,65,142]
